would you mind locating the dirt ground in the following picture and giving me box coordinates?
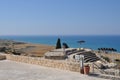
[0,60,108,80]
[13,43,55,57]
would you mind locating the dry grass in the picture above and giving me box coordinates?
[96,52,120,62]
[13,43,55,57]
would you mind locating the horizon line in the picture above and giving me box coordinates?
[0,34,120,36]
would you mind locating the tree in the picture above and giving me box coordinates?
[56,38,61,49]
[63,43,69,48]
[77,40,85,48]
[77,40,85,44]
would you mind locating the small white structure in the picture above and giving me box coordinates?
[84,48,92,51]
[75,55,80,62]
[75,54,84,69]
[80,55,84,69]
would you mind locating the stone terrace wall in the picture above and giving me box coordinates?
[6,54,80,72]
[0,55,6,60]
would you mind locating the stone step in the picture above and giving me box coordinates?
[77,52,100,63]
[84,57,100,63]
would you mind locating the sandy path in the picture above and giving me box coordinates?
[0,60,108,80]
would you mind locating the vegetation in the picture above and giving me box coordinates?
[101,56,110,62]
[12,51,21,55]
[62,43,69,48]
[0,39,54,57]
[77,40,85,44]
[0,47,7,52]
[115,59,120,62]
[0,47,12,53]
[56,38,61,49]
[115,59,120,64]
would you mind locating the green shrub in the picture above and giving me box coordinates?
[101,56,110,62]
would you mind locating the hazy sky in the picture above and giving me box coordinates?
[0,0,120,35]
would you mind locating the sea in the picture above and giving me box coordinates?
[0,35,120,52]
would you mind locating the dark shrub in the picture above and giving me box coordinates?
[0,47,6,52]
[12,52,21,55]
[56,38,61,49]
[62,43,69,48]
[101,56,110,62]
[115,59,120,62]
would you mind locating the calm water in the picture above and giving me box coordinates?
[0,35,120,52]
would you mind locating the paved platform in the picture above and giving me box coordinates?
[0,60,108,80]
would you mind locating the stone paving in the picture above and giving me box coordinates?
[0,60,108,80]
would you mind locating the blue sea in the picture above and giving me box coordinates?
[0,35,120,52]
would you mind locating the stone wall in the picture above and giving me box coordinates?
[6,54,80,72]
[0,55,6,60]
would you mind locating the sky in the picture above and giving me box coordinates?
[0,0,120,36]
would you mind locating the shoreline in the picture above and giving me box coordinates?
[0,35,120,52]
[0,39,120,60]
[0,39,55,57]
